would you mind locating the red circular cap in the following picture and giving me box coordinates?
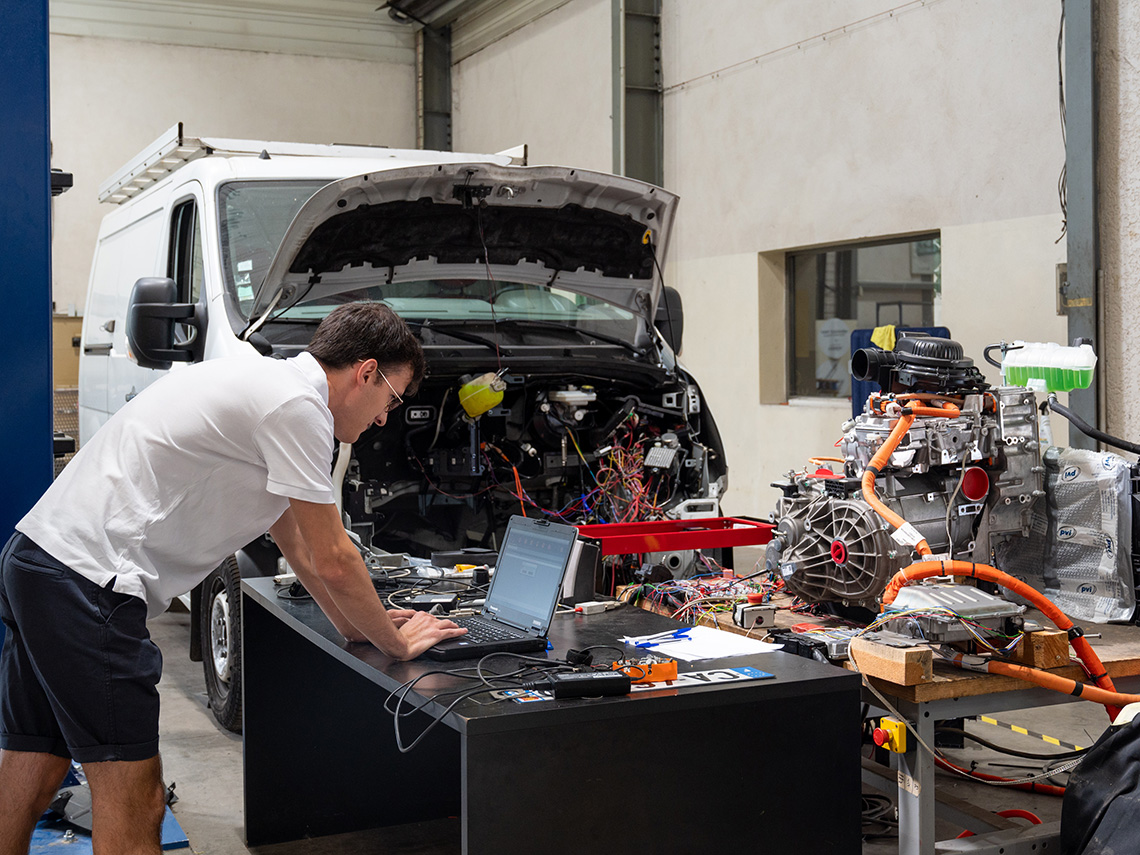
[872,728,889,747]
[746,592,765,604]
[830,539,848,565]
[961,466,990,502]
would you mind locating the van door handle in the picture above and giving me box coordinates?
[83,343,112,356]
[101,319,115,333]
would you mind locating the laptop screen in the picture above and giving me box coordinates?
[484,517,577,633]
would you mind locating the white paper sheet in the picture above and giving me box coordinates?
[622,625,783,661]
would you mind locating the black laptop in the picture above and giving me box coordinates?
[423,516,579,661]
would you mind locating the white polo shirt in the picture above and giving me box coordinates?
[18,352,336,617]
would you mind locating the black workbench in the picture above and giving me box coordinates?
[241,577,861,853]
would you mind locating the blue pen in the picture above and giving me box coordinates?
[633,628,691,648]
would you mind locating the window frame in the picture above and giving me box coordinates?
[785,232,940,401]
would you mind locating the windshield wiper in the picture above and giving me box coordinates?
[492,319,645,356]
[407,320,506,353]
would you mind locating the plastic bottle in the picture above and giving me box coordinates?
[1001,341,1097,393]
[458,372,507,418]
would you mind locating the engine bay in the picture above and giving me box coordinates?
[342,370,727,572]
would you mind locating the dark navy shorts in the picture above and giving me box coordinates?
[0,532,161,762]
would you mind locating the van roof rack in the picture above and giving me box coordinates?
[100,122,528,204]
[98,122,427,205]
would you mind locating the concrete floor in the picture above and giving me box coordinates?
[152,606,1111,855]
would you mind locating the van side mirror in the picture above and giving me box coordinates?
[126,277,204,370]
[654,285,684,356]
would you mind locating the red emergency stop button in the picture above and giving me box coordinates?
[872,727,890,747]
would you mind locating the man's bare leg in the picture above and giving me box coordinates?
[0,748,72,855]
[84,755,166,855]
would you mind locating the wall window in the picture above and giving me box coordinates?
[787,235,940,399]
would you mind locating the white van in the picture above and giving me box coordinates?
[79,124,728,731]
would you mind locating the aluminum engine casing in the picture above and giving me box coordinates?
[768,388,1045,607]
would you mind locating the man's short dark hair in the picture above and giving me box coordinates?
[307,303,426,392]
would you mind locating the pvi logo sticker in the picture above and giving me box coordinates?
[1057,526,1076,540]
[1078,583,1098,595]
[1105,536,1115,557]
[1062,466,1081,482]
[1104,455,1121,470]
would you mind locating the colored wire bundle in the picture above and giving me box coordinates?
[415,413,686,532]
[620,574,778,625]
[590,419,676,523]
[859,607,1023,655]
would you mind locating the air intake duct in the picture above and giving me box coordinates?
[850,332,989,395]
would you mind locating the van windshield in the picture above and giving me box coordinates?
[218,180,641,343]
[218,180,328,317]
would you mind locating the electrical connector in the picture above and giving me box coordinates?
[408,594,458,612]
[574,600,621,615]
[732,603,776,629]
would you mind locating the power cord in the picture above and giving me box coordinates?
[385,652,585,753]
[854,645,1080,789]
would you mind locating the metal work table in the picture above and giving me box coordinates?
[241,576,862,853]
[855,620,1140,855]
[632,591,1140,854]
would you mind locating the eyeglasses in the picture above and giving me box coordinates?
[377,369,404,413]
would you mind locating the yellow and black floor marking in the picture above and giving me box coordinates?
[975,715,1085,752]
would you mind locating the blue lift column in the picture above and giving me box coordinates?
[0,0,54,536]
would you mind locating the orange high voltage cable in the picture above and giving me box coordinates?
[885,560,1122,719]
[861,394,1123,719]
[860,399,960,557]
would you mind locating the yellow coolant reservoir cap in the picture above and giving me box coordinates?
[458,372,507,418]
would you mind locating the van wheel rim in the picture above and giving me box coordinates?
[209,591,231,686]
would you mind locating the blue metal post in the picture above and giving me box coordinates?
[0,0,53,535]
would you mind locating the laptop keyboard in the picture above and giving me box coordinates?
[453,616,523,642]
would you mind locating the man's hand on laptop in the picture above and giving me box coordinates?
[392,611,467,661]
[386,608,417,627]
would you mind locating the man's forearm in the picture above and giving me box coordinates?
[310,547,411,658]
[283,498,465,660]
[269,510,396,649]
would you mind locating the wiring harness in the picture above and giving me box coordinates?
[619,560,782,626]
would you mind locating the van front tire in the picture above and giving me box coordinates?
[201,557,243,733]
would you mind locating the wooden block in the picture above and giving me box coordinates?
[1011,630,1070,669]
[848,637,933,686]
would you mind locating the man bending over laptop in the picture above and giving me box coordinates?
[0,302,466,855]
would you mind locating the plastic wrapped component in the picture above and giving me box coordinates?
[998,447,1134,623]
[1002,341,1097,392]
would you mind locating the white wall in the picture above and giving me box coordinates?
[49,0,1095,521]
[660,0,1069,516]
[451,0,612,170]
[50,33,416,314]
[1098,1,1140,445]
[448,0,1073,519]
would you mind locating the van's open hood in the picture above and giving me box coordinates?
[250,163,677,322]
